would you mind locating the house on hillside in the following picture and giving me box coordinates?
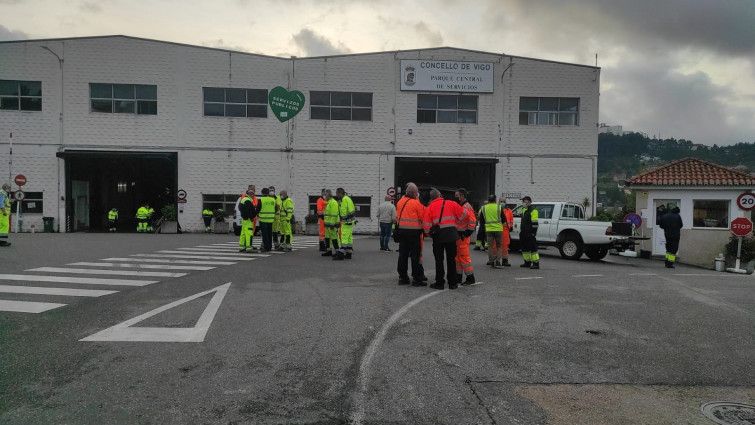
[626,157,755,268]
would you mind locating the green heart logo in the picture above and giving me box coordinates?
[268,86,305,122]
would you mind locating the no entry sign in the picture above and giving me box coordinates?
[730,217,753,236]
[14,174,26,186]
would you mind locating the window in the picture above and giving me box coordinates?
[519,97,579,126]
[90,83,157,115]
[0,80,42,111]
[308,195,321,216]
[309,91,372,121]
[561,204,585,219]
[202,194,240,217]
[693,200,729,228]
[203,87,268,118]
[351,196,372,218]
[417,94,478,124]
[12,191,43,213]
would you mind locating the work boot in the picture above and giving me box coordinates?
[285,247,292,252]
[0,242,10,247]
[345,253,352,260]
[665,261,675,268]
[398,276,411,285]
[319,241,326,251]
[276,246,285,252]
[449,283,459,290]
[486,260,495,267]
[411,279,427,287]
[321,251,333,257]
[239,248,245,253]
[473,246,481,251]
[420,275,428,282]
[333,252,345,260]
[463,274,476,285]
[429,283,445,290]
[520,261,532,268]
[530,262,540,270]
[501,259,511,267]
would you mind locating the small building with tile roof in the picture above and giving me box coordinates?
[626,157,755,268]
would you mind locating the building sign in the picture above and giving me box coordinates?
[268,86,305,122]
[400,60,494,93]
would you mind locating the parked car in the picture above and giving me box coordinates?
[510,202,634,260]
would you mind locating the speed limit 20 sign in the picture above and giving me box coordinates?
[737,192,755,210]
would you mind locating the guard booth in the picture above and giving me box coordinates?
[56,150,177,232]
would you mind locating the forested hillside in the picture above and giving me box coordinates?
[598,133,755,176]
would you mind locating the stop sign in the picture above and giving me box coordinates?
[14,174,26,186]
[731,217,753,236]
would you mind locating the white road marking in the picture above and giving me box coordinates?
[573,274,604,277]
[80,282,231,343]
[0,274,156,286]
[0,285,117,297]
[131,254,256,261]
[70,262,215,271]
[26,267,187,278]
[103,257,236,265]
[514,277,543,280]
[673,273,738,277]
[350,290,443,424]
[0,300,66,313]
[629,273,657,276]
[159,250,255,257]
[188,246,245,250]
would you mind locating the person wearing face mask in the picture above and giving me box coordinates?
[454,188,477,285]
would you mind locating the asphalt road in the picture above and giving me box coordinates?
[0,232,753,425]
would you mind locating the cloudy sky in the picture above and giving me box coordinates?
[2,0,754,146]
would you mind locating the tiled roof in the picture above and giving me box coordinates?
[627,157,755,187]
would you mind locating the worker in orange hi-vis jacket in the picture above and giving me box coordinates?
[316,188,327,251]
[454,188,477,285]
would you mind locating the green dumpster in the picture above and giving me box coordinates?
[43,217,54,233]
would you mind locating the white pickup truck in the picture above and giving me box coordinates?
[509,202,634,261]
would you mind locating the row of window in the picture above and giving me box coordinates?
[2,79,581,126]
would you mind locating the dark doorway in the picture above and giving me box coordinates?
[56,151,177,232]
[394,157,496,211]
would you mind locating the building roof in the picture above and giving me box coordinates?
[0,35,599,69]
[627,157,755,187]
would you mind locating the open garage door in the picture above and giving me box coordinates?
[394,157,496,210]
[56,150,177,232]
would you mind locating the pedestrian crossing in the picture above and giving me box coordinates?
[0,237,321,314]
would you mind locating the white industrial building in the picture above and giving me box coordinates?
[0,35,600,233]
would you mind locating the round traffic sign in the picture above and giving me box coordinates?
[13,190,25,201]
[386,187,396,197]
[623,213,642,228]
[177,189,187,200]
[731,217,753,236]
[14,174,26,186]
[737,192,755,210]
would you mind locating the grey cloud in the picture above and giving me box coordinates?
[79,1,102,13]
[201,39,250,53]
[601,61,755,145]
[0,24,28,41]
[292,28,351,57]
[413,21,443,47]
[483,0,755,59]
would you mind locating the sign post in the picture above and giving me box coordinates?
[728,217,752,273]
[13,174,26,233]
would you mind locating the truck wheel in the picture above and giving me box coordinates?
[585,247,609,261]
[558,235,584,260]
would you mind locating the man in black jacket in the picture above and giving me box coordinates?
[659,206,683,268]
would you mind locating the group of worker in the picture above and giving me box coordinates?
[237,185,294,253]
[315,188,356,260]
[389,183,540,290]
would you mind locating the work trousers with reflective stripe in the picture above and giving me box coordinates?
[521,232,539,262]
[325,226,341,253]
[239,219,255,251]
[341,222,354,254]
[280,220,292,249]
[0,212,9,243]
[455,236,473,276]
[665,236,679,263]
